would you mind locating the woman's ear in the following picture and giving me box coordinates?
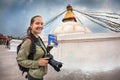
[30,24,33,29]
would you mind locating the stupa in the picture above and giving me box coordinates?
[51,5,91,34]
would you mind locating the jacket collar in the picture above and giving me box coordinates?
[29,32,39,43]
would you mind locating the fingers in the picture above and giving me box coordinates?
[38,58,49,66]
[43,57,49,60]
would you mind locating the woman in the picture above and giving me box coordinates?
[17,15,49,80]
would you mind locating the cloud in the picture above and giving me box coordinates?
[0,0,120,37]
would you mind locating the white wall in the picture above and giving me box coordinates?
[48,33,120,72]
[10,39,22,52]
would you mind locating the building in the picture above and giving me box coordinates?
[0,34,8,45]
[44,5,120,80]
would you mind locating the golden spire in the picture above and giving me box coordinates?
[62,5,77,22]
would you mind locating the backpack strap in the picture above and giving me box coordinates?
[28,39,36,60]
[22,36,36,59]
[21,36,36,77]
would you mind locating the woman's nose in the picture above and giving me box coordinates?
[40,26,43,29]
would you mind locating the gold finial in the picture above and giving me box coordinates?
[66,4,73,11]
[62,5,77,22]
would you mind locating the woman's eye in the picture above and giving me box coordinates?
[36,22,40,25]
[41,22,43,25]
[35,22,43,25]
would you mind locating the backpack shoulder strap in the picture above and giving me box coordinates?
[21,36,32,45]
[17,37,31,54]
[26,36,36,60]
[22,36,36,60]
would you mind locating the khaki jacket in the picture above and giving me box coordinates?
[16,38,48,79]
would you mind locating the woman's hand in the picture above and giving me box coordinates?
[38,57,49,66]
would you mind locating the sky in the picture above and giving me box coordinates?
[0,0,120,37]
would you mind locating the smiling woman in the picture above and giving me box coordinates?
[27,15,44,37]
[16,15,49,80]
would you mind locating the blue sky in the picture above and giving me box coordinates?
[0,0,120,37]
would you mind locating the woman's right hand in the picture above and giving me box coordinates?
[38,57,49,66]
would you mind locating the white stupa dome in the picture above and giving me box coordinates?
[51,5,91,34]
[51,21,91,34]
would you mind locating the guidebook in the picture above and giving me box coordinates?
[48,34,58,47]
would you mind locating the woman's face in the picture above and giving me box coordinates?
[30,17,44,35]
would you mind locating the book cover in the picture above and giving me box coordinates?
[48,34,58,47]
